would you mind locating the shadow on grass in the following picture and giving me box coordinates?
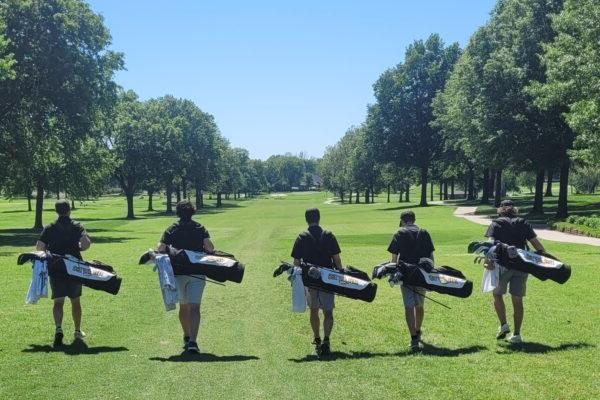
[496,341,594,354]
[376,204,433,212]
[23,342,129,355]
[289,345,486,362]
[150,352,259,363]
[0,229,40,247]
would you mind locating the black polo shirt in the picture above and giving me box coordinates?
[161,219,210,252]
[39,216,86,260]
[387,225,435,264]
[290,225,341,268]
[485,217,536,250]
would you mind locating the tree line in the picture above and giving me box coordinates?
[320,0,600,218]
[0,0,318,227]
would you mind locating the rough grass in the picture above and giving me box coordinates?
[0,192,598,400]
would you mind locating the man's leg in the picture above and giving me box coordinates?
[493,294,507,326]
[179,304,190,337]
[71,297,82,332]
[511,296,524,335]
[188,304,201,342]
[53,298,65,328]
[404,306,417,336]
[323,310,334,338]
[309,308,320,338]
[415,305,424,333]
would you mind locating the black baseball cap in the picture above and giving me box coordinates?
[499,200,515,207]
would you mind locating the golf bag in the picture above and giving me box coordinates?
[17,252,122,295]
[372,259,473,298]
[273,262,378,302]
[468,241,571,284]
[139,247,245,284]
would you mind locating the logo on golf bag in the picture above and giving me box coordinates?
[420,269,466,288]
[184,250,237,268]
[64,259,113,281]
[322,271,369,290]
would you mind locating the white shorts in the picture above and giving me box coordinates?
[175,275,206,305]
[401,285,425,308]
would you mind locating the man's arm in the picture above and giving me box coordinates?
[529,237,545,252]
[293,258,301,267]
[203,238,215,253]
[391,253,399,263]
[332,253,343,270]
[35,241,47,251]
[80,234,91,251]
[157,242,167,252]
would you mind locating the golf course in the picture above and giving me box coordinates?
[0,192,598,400]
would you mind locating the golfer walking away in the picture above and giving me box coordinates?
[484,200,545,344]
[387,211,435,352]
[157,200,214,354]
[291,208,343,356]
[35,199,91,347]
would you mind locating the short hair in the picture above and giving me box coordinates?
[55,199,70,216]
[305,208,320,224]
[400,210,416,224]
[176,200,195,219]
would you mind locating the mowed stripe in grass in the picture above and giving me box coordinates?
[0,192,598,400]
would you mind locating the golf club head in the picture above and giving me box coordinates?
[138,251,154,265]
[468,241,491,254]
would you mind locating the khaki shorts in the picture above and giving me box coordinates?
[493,267,527,297]
[175,275,206,305]
[306,288,335,311]
[401,285,425,308]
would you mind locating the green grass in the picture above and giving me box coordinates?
[0,192,598,400]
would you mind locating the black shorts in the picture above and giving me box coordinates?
[50,276,82,300]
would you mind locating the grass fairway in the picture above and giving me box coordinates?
[0,192,598,400]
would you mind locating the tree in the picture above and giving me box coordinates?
[372,34,461,206]
[0,0,123,228]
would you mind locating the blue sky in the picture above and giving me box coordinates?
[88,0,496,160]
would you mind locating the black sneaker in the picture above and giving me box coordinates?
[187,341,200,354]
[183,336,190,350]
[410,338,421,353]
[312,338,322,357]
[53,329,64,347]
[320,339,331,356]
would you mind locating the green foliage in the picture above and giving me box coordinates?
[570,165,600,194]
[565,214,600,229]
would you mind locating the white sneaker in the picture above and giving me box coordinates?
[508,334,523,344]
[496,323,510,340]
[74,330,86,341]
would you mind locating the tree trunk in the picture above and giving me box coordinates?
[34,182,44,230]
[182,178,188,199]
[399,190,403,202]
[347,190,352,204]
[176,185,182,203]
[419,166,428,206]
[443,181,449,201]
[147,189,154,211]
[439,181,443,201]
[533,170,545,213]
[468,168,475,200]
[430,181,434,202]
[450,179,455,199]
[494,169,502,208]
[481,168,490,204]
[365,189,370,204]
[166,184,173,214]
[126,191,135,219]
[355,191,360,204]
[340,190,345,204]
[556,159,570,219]
[545,170,553,197]
[489,169,496,200]
[27,192,32,212]
[387,184,391,203]
[195,185,204,209]
[71,199,76,210]
[217,192,222,207]
[405,184,410,202]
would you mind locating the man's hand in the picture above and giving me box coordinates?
[332,254,343,271]
[484,260,495,270]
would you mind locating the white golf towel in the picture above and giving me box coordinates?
[154,254,179,311]
[287,267,306,313]
[26,259,48,304]
[481,263,500,293]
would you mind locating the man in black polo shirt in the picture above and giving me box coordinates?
[157,200,214,354]
[291,208,343,356]
[387,210,435,352]
[35,199,91,347]
[484,200,545,344]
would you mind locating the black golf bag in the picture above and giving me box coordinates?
[17,252,122,295]
[372,259,473,298]
[139,247,245,283]
[273,262,378,302]
[468,241,571,284]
